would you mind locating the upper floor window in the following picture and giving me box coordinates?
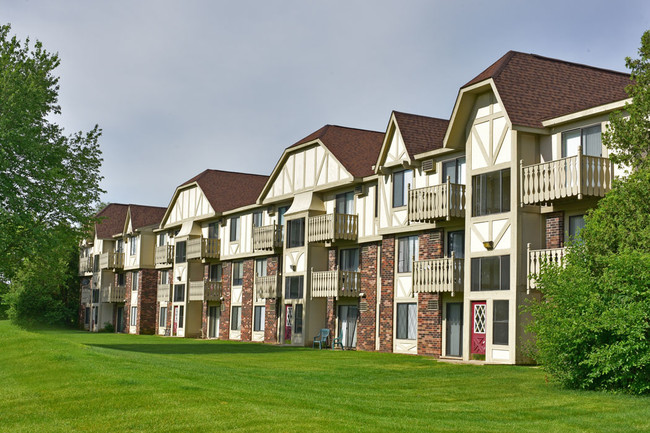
[397,235,418,273]
[117,273,126,287]
[230,217,240,242]
[209,263,222,282]
[253,212,263,228]
[175,241,186,263]
[471,255,510,291]
[393,170,413,208]
[173,284,185,302]
[285,276,304,299]
[340,248,359,272]
[447,230,464,259]
[562,124,602,158]
[208,222,219,239]
[255,259,267,277]
[232,261,243,286]
[286,218,305,248]
[568,214,586,241]
[131,271,138,291]
[278,206,289,241]
[160,270,168,285]
[157,233,166,247]
[442,157,466,184]
[129,236,137,256]
[116,239,124,253]
[336,191,355,215]
[472,168,510,217]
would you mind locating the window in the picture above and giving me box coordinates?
[471,255,510,291]
[116,239,124,253]
[253,212,263,228]
[85,307,90,325]
[562,125,602,157]
[285,276,304,299]
[340,248,359,272]
[294,304,303,334]
[160,270,168,285]
[157,233,166,247]
[92,289,99,303]
[209,263,222,282]
[286,218,305,248]
[393,169,413,208]
[396,303,417,340]
[173,284,185,302]
[175,241,186,263]
[178,306,184,328]
[442,157,466,184]
[117,273,126,287]
[131,272,138,291]
[254,306,265,332]
[93,254,99,272]
[569,215,586,240]
[447,231,464,259]
[255,259,267,277]
[472,169,510,217]
[231,306,241,331]
[129,236,137,256]
[208,222,219,239]
[278,206,289,241]
[336,191,355,215]
[130,306,137,326]
[493,300,509,345]
[397,236,418,273]
[159,307,167,327]
[232,261,243,286]
[230,217,240,242]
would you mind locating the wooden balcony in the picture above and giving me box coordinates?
[527,244,567,293]
[412,254,464,295]
[100,285,126,303]
[188,280,222,301]
[78,256,93,275]
[155,245,174,266]
[408,180,466,223]
[99,252,124,270]
[186,238,220,261]
[253,224,283,252]
[254,274,280,299]
[157,283,171,302]
[308,213,358,243]
[520,151,614,206]
[311,269,361,298]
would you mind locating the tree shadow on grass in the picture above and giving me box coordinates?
[85,342,308,355]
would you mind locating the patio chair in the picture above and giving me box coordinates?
[312,328,330,349]
[332,334,344,350]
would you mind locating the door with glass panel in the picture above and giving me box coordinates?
[116,307,124,333]
[445,302,463,357]
[208,306,220,338]
[471,301,486,357]
[338,305,358,349]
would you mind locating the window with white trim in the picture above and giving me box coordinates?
[397,236,418,273]
[396,303,417,340]
[393,169,413,208]
[254,306,265,332]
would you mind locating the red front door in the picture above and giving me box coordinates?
[471,301,486,355]
[285,305,293,342]
[173,306,179,336]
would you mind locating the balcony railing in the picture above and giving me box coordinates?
[408,179,466,223]
[100,285,126,303]
[308,213,358,243]
[527,244,567,293]
[188,280,222,301]
[99,252,124,270]
[254,274,280,299]
[155,245,174,266]
[412,254,464,295]
[78,256,94,275]
[157,283,171,302]
[520,150,613,206]
[311,269,361,298]
[253,224,283,251]
[186,238,220,261]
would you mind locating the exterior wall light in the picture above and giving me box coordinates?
[483,241,494,250]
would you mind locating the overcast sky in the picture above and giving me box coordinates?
[3,1,649,208]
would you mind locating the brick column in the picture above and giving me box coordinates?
[219,261,232,339]
[240,259,255,341]
[201,264,209,338]
[264,256,279,343]
[138,269,158,335]
[546,212,564,248]
[418,230,443,357]
[357,242,378,351]
[379,236,395,352]
[124,271,133,331]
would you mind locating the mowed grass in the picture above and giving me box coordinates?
[0,321,648,433]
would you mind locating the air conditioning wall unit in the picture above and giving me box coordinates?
[421,159,436,173]
[267,206,275,216]
[354,185,367,196]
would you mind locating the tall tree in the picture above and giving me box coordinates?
[0,24,104,322]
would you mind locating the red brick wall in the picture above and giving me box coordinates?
[264,256,279,343]
[357,243,378,351]
[219,261,232,339]
[240,259,254,341]
[137,269,158,335]
[201,264,209,338]
[546,212,564,249]
[417,230,443,357]
[328,248,337,270]
[326,298,336,340]
[379,236,395,352]
[124,271,133,330]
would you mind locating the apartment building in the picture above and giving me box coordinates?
[80,51,631,363]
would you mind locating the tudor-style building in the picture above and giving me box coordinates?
[80,51,631,364]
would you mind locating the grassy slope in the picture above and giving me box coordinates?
[0,321,648,433]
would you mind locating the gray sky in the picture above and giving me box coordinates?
[3,1,649,208]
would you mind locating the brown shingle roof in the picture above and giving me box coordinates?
[393,111,449,156]
[181,169,269,213]
[129,205,166,230]
[291,125,384,177]
[95,203,128,239]
[463,51,630,128]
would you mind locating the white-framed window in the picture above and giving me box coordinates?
[254,306,265,332]
[208,222,219,239]
[209,263,222,282]
[397,236,418,273]
[286,218,305,248]
[253,212,263,228]
[340,248,359,272]
[294,304,303,334]
[396,303,417,340]
[129,236,137,256]
[117,273,126,287]
[232,261,243,286]
[568,214,586,241]
[131,272,138,291]
[130,306,137,326]
[471,255,510,291]
[447,230,465,259]
[160,270,168,285]
[157,233,166,247]
[255,259,267,277]
[393,169,413,208]
[562,124,602,157]
[116,239,124,253]
[336,191,355,215]
[493,300,509,345]
[173,284,185,302]
[231,306,241,331]
[442,157,466,184]
[472,168,511,217]
[230,217,240,242]
[285,276,304,299]
[175,241,186,263]
[159,307,167,327]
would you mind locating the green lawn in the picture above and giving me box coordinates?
[0,321,648,432]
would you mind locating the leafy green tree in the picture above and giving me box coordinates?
[0,24,103,323]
